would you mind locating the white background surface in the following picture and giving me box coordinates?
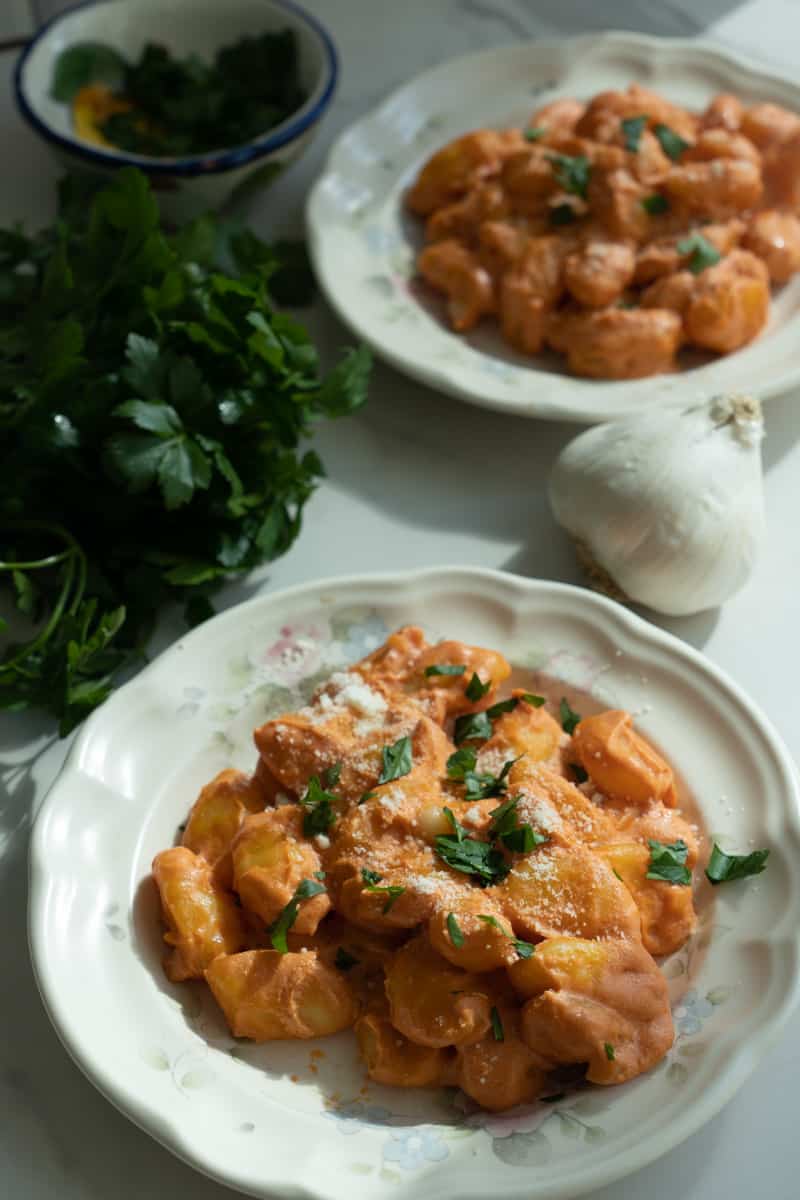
[2,1,799,1197]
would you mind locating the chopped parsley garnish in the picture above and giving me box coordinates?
[270,878,326,953]
[524,126,546,141]
[570,763,589,784]
[464,757,519,802]
[490,1006,505,1042]
[621,114,647,152]
[642,193,670,215]
[487,698,521,718]
[299,775,337,838]
[360,867,405,913]
[549,203,578,226]
[502,824,541,853]
[447,912,465,947]
[454,710,493,745]
[446,747,478,779]
[435,833,510,884]
[646,838,691,886]
[466,672,491,702]
[488,794,548,854]
[521,692,546,707]
[313,870,326,882]
[559,697,582,735]
[604,1042,616,1061]
[654,122,689,161]
[477,914,535,958]
[359,790,378,804]
[453,697,521,745]
[424,663,466,677]
[334,947,359,971]
[676,232,722,274]
[323,762,342,787]
[377,735,413,785]
[546,153,591,198]
[612,868,624,882]
[442,805,468,841]
[705,843,769,885]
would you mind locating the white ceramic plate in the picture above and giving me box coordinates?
[30,568,800,1200]
[307,32,800,423]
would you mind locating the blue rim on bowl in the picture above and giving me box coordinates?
[13,0,339,177]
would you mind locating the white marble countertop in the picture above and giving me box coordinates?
[3,1,800,1197]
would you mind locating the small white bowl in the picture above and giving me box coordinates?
[15,0,338,219]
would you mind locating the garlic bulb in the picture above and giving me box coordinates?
[548,394,765,616]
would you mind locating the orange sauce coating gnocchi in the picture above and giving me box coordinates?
[152,627,705,1110]
[408,85,800,378]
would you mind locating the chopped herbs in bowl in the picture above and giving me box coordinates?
[14,0,337,217]
[56,31,307,157]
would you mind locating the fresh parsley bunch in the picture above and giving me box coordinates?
[0,169,370,734]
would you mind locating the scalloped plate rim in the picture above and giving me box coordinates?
[28,567,800,1200]
[306,31,800,423]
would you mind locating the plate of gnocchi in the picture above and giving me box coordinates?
[30,568,800,1200]
[308,32,800,421]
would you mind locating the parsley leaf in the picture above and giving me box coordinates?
[464,757,518,801]
[490,1006,505,1042]
[549,203,578,226]
[646,838,691,885]
[334,947,359,971]
[524,126,546,141]
[453,697,520,744]
[642,193,670,215]
[465,672,491,702]
[377,735,413,785]
[654,123,689,161]
[360,867,405,913]
[424,663,466,677]
[0,170,370,734]
[489,795,547,853]
[705,843,770,885]
[447,912,464,947]
[299,775,338,838]
[446,747,478,780]
[676,232,722,274]
[604,1042,616,1061]
[443,806,468,842]
[559,697,582,735]
[621,114,647,152]
[359,790,378,805]
[270,878,326,953]
[477,914,535,958]
[453,710,493,745]
[435,833,510,884]
[546,153,592,198]
[521,692,546,707]
[323,762,342,787]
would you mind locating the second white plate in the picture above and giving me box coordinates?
[307,32,800,423]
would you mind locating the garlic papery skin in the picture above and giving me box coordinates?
[548,394,766,617]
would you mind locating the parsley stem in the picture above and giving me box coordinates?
[0,550,72,571]
[0,521,87,664]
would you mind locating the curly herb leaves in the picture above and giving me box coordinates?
[0,169,370,734]
[424,663,466,677]
[446,912,464,947]
[477,914,535,958]
[465,671,491,702]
